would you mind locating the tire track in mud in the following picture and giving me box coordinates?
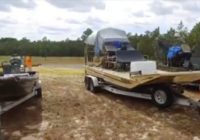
[41,75,200,140]
[2,66,200,140]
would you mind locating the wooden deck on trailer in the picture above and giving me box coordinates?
[85,66,200,89]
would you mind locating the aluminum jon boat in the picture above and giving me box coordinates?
[0,73,39,101]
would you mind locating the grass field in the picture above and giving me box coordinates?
[0,56,10,62]
[2,56,200,140]
[34,67,84,76]
[32,57,84,65]
[0,56,85,75]
[0,56,84,65]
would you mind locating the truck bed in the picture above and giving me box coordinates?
[86,66,200,89]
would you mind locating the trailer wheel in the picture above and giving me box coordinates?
[89,78,98,93]
[152,87,173,108]
[35,88,42,98]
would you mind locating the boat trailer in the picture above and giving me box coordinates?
[85,75,200,113]
[103,85,200,112]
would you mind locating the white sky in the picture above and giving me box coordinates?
[0,0,199,41]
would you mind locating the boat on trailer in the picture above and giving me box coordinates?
[0,73,39,101]
[84,28,200,111]
[0,56,41,115]
[86,66,200,89]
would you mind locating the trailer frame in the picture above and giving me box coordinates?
[85,74,200,112]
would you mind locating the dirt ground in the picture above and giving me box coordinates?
[2,64,200,140]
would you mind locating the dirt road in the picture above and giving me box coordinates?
[2,65,200,140]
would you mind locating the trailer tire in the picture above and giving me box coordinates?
[35,88,42,98]
[89,78,98,93]
[152,87,174,108]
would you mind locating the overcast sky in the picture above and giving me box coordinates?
[0,0,199,41]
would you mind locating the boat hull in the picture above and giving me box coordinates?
[86,66,200,90]
[0,74,38,101]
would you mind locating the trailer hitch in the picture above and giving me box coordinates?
[197,100,200,114]
[174,94,200,114]
[188,99,200,115]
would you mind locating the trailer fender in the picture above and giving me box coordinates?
[85,75,99,87]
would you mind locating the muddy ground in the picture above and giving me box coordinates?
[2,65,200,140]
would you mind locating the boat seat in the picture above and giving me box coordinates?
[116,50,145,63]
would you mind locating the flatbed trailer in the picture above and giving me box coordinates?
[85,66,200,111]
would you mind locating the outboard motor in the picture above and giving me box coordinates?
[2,56,25,75]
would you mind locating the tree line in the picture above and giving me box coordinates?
[128,21,200,60]
[0,21,200,58]
[0,37,84,57]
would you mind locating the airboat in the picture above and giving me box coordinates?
[84,28,200,111]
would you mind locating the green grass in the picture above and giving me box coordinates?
[0,56,84,65]
[0,56,9,62]
[0,56,85,76]
[34,67,84,76]
[32,57,84,65]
